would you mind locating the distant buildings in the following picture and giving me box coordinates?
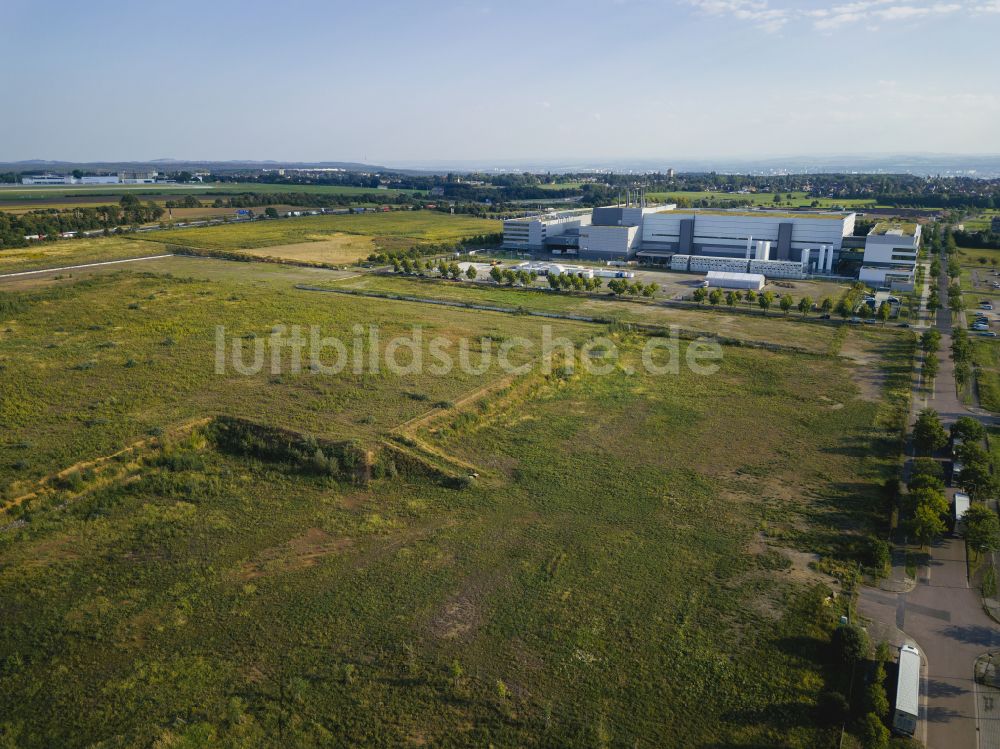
[20,171,158,185]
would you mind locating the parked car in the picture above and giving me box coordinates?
[980,331,998,337]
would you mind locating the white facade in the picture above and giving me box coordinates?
[704,271,765,290]
[21,174,74,185]
[578,225,640,257]
[642,210,855,263]
[860,222,920,290]
[20,174,122,185]
[502,209,592,249]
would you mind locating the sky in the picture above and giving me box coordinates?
[4,0,999,166]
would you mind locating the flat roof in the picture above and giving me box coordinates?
[871,221,918,236]
[657,208,851,221]
[706,271,766,281]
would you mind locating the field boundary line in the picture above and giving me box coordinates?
[0,253,174,279]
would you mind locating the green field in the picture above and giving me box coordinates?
[0,195,915,748]
[0,237,171,275]
[0,182,416,202]
[152,212,500,252]
[646,190,878,209]
[326,273,866,354]
[0,262,907,744]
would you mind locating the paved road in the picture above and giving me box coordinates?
[860,255,1000,748]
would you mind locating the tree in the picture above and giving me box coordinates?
[867,680,889,719]
[952,415,986,443]
[744,290,757,308]
[911,457,944,481]
[913,501,947,545]
[959,461,997,501]
[877,301,891,325]
[921,328,941,353]
[835,298,853,319]
[964,504,1000,552]
[820,297,833,315]
[859,712,890,749]
[264,206,279,219]
[832,624,869,664]
[465,264,477,280]
[923,353,938,381]
[909,486,949,517]
[692,287,708,304]
[709,288,723,305]
[779,294,794,315]
[949,293,964,313]
[758,291,774,315]
[642,283,659,298]
[798,296,813,316]
[725,290,737,307]
[489,266,503,284]
[912,408,948,455]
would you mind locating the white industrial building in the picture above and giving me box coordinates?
[703,271,766,290]
[858,222,921,291]
[639,210,854,271]
[502,205,855,274]
[20,174,75,185]
[19,172,150,185]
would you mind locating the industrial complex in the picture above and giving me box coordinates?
[502,204,919,289]
[20,171,160,185]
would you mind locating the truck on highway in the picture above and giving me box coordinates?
[893,644,921,736]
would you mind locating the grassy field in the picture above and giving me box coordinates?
[0,270,593,491]
[237,235,383,265]
[326,272,894,354]
[0,292,905,746]
[152,212,500,252]
[0,237,170,275]
[972,340,1000,412]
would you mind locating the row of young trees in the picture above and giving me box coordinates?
[392,257,469,280]
[689,285,893,321]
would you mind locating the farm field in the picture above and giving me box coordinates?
[152,211,500,252]
[0,288,906,746]
[0,236,170,275]
[326,272,875,354]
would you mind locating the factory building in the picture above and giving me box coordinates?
[21,174,75,185]
[503,205,855,269]
[858,222,921,290]
[502,208,593,251]
[20,173,142,185]
[638,210,854,270]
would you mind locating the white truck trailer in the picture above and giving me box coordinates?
[954,492,971,532]
[892,644,921,736]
